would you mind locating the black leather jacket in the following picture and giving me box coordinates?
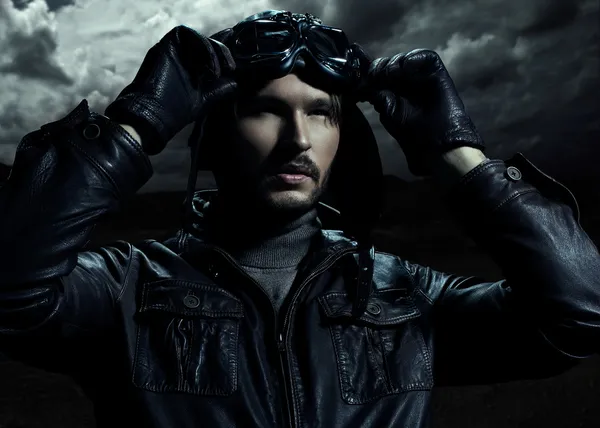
[1,100,599,428]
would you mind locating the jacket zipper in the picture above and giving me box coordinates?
[207,248,287,425]
[277,332,293,428]
[210,245,355,428]
[276,247,356,428]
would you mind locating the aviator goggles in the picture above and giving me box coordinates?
[228,11,363,90]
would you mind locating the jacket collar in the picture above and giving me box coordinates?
[186,189,346,235]
[164,189,358,272]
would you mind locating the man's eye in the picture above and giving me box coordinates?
[258,102,289,115]
[312,109,332,117]
[241,104,279,116]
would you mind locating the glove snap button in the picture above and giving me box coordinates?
[83,123,101,140]
[366,303,381,316]
[505,166,522,181]
[183,294,200,309]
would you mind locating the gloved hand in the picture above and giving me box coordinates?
[355,46,485,176]
[105,25,237,155]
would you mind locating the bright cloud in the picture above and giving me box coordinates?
[0,0,598,190]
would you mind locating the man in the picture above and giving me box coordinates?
[0,9,599,428]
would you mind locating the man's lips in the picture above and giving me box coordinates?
[264,160,319,185]
[269,165,315,184]
[272,166,314,178]
[276,173,310,184]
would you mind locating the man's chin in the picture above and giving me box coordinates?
[261,188,318,215]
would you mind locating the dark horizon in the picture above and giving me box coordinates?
[2,164,600,428]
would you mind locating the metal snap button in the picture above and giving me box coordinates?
[366,303,381,316]
[83,123,101,140]
[505,166,522,181]
[183,295,200,309]
[206,264,219,278]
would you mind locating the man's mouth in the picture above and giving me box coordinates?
[276,173,310,184]
[272,165,315,184]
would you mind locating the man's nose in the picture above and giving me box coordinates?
[284,113,312,151]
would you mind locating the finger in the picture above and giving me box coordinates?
[166,26,222,78]
[214,77,238,100]
[195,33,221,77]
[371,90,411,128]
[371,90,396,116]
[366,55,403,90]
[209,38,236,74]
[400,49,443,76]
[204,77,238,108]
[368,49,444,89]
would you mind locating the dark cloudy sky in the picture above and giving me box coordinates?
[0,0,598,192]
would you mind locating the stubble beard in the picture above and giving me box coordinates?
[254,166,332,221]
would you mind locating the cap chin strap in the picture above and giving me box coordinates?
[183,117,206,233]
[352,241,375,318]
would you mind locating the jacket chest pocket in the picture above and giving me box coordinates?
[133,280,244,396]
[318,290,433,405]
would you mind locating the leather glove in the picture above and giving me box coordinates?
[355,46,485,176]
[105,25,237,155]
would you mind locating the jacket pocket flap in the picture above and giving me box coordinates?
[139,280,244,318]
[318,290,420,326]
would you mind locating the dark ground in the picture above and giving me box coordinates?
[1,170,599,428]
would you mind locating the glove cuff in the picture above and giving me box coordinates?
[442,122,486,153]
[105,94,172,155]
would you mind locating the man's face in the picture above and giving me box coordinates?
[219,73,341,215]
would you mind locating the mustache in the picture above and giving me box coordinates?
[264,156,321,182]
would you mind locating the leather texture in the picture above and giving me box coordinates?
[0,101,599,428]
[104,26,237,155]
[363,48,486,176]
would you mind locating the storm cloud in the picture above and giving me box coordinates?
[0,0,597,192]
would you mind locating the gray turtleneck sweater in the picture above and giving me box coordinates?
[206,208,321,311]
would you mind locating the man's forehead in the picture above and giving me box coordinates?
[254,74,333,102]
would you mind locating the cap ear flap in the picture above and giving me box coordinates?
[324,103,383,240]
[191,97,234,172]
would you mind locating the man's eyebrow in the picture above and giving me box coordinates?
[251,95,283,103]
[246,94,333,109]
[307,97,333,109]
[244,95,289,109]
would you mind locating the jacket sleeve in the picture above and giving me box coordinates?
[414,154,600,386]
[0,100,152,369]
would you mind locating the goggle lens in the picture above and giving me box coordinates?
[306,26,347,58]
[233,21,295,58]
[305,25,349,70]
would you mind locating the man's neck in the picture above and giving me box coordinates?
[203,192,321,269]
[207,191,315,238]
